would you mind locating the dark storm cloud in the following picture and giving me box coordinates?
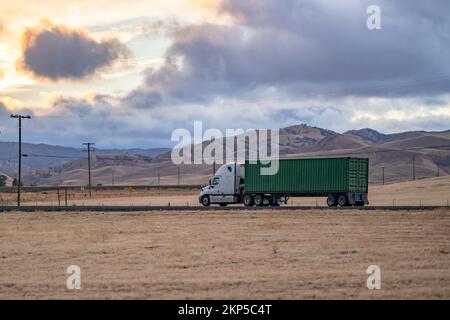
[17,21,130,80]
[7,95,181,147]
[130,0,450,103]
[124,87,162,109]
[139,18,181,36]
[0,101,36,140]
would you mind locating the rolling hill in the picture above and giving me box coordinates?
[0,171,12,187]
[18,124,450,186]
[0,142,168,176]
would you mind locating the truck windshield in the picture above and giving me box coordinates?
[212,177,220,185]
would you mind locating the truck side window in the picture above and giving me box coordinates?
[212,177,220,185]
[227,166,232,172]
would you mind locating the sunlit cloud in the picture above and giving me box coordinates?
[65,5,82,28]
[0,96,24,109]
[0,73,35,92]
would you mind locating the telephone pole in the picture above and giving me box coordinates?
[111,168,115,186]
[82,142,95,197]
[10,114,31,206]
[381,166,385,185]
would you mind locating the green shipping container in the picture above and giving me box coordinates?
[244,157,368,195]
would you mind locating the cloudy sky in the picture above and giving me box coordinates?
[0,0,449,148]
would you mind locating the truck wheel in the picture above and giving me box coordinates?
[219,203,227,207]
[355,201,364,207]
[201,195,211,207]
[270,196,280,206]
[243,194,254,207]
[327,194,337,207]
[254,194,264,206]
[338,194,348,207]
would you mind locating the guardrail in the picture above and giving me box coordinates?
[0,205,448,212]
[0,184,201,193]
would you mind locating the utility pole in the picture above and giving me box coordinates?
[382,166,385,185]
[10,114,31,206]
[437,163,440,177]
[111,168,115,186]
[213,161,216,175]
[157,173,160,186]
[177,166,180,186]
[82,142,95,197]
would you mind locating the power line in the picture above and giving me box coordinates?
[0,156,19,161]
[24,154,81,159]
[8,144,450,162]
[7,123,18,164]
[2,143,450,163]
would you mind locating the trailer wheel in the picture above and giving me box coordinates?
[270,196,280,206]
[254,194,264,206]
[201,195,211,207]
[243,194,254,207]
[338,194,348,207]
[355,201,364,207]
[327,194,337,207]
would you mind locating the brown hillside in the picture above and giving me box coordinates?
[22,124,450,186]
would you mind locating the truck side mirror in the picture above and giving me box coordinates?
[209,180,211,185]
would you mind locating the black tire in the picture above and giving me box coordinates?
[327,194,337,207]
[270,196,280,206]
[219,203,227,207]
[338,194,348,207]
[270,202,280,207]
[254,194,264,206]
[243,194,254,207]
[201,195,210,207]
[355,201,364,207]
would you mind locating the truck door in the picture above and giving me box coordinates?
[211,176,221,195]
[210,175,235,203]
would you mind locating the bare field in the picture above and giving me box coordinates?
[0,209,449,299]
[2,175,448,207]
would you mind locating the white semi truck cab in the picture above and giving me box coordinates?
[199,163,245,206]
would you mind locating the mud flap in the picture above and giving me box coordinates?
[347,192,369,205]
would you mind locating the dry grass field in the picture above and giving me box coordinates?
[1,175,448,207]
[0,208,449,299]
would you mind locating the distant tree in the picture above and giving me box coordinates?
[0,175,7,187]
[12,178,23,187]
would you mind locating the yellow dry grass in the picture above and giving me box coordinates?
[2,175,448,207]
[0,209,449,299]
